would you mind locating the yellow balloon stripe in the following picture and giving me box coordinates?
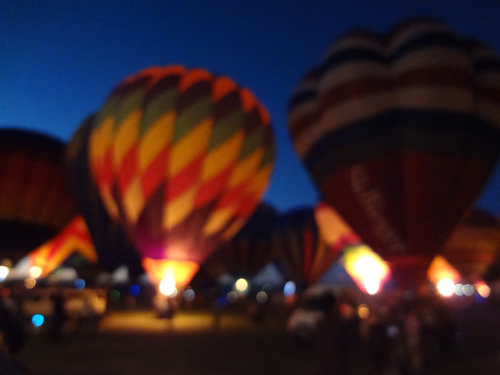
[113,110,141,168]
[228,148,264,188]
[244,164,273,195]
[139,111,176,171]
[202,206,235,235]
[169,118,212,177]
[90,116,115,161]
[123,176,145,225]
[201,131,244,182]
[163,184,198,229]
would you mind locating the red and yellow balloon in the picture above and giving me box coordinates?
[89,66,275,289]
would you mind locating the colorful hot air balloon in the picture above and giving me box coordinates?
[314,202,362,253]
[441,208,500,281]
[0,129,78,264]
[88,66,275,289]
[27,215,97,278]
[288,18,500,287]
[205,202,278,279]
[66,116,144,279]
[273,208,338,290]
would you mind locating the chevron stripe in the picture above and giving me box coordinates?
[202,131,244,182]
[114,110,141,168]
[169,118,212,177]
[163,184,198,230]
[139,111,176,171]
[123,176,145,224]
[202,206,235,235]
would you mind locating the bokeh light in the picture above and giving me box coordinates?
[109,290,121,301]
[283,281,296,297]
[0,266,9,282]
[28,266,42,279]
[159,275,177,296]
[256,291,268,303]
[463,284,474,296]
[25,278,36,289]
[183,288,195,302]
[32,314,44,327]
[437,278,455,297]
[226,291,238,303]
[477,284,491,298]
[357,304,370,319]
[74,278,85,290]
[454,283,464,296]
[129,284,140,297]
[235,278,248,293]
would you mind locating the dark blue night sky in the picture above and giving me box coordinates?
[2,0,500,215]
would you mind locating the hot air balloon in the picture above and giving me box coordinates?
[0,129,78,264]
[440,208,500,282]
[314,202,362,253]
[66,116,144,279]
[205,202,278,280]
[88,66,275,290]
[288,18,500,287]
[273,208,338,290]
[27,215,97,278]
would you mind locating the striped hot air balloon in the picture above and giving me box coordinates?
[0,129,78,264]
[28,215,97,278]
[273,208,338,290]
[205,202,278,280]
[288,18,500,287]
[89,66,275,288]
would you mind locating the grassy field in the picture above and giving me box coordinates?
[14,309,322,375]
[12,307,500,375]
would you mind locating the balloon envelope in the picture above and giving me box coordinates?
[273,208,338,289]
[89,66,275,287]
[441,209,500,281]
[0,129,77,263]
[205,202,279,279]
[66,116,144,279]
[288,18,500,286]
[28,215,97,278]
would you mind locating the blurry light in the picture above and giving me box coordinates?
[235,278,248,293]
[387,325,399,338]
[0,266,9,282]
[283,281,296,297]
[344,246,390,294]
[226,291,238,303]
[159,275,177,296]
[454,284,464,296]
[437,278,455,297]
[183,289,195,302]
[463,284,474,296]
[339,303,354,317]
[475,293,486,304]
[129,284,140,297]
[357,304,370,319]
[477,284,491,298]
[256,291,268,303]
[74,278,85,290]
[1,259,12,268]
[32,314,44,327]
[25,278,36,289]
[28,266,42,279]
[216,296,228,308]
[109,290,121,301]
[0,288,10,298]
